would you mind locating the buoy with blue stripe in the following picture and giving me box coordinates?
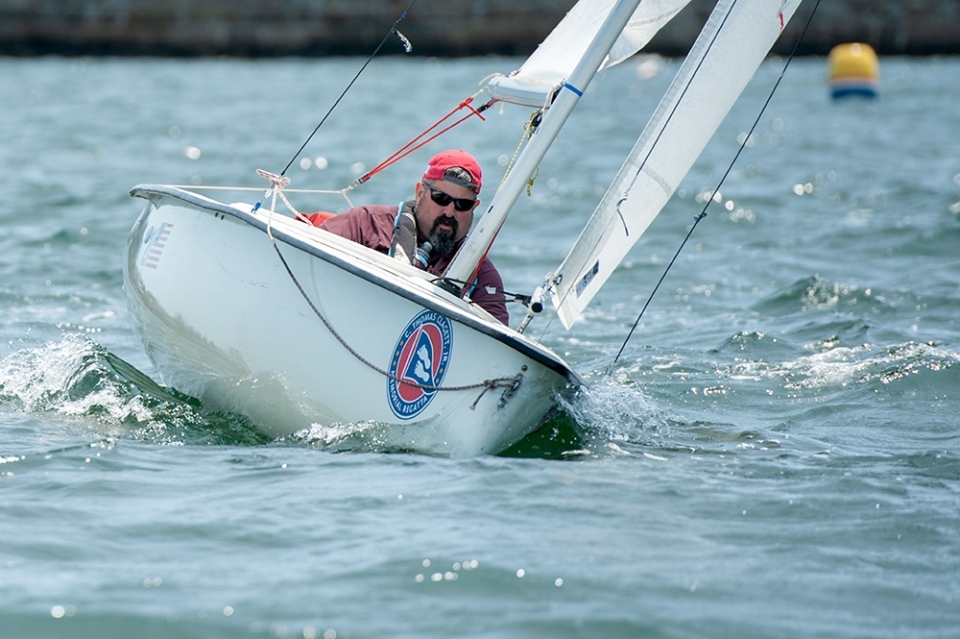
[828,43,879,100]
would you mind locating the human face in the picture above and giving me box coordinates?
[414,180,478,253]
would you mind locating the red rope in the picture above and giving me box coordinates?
[354,96,496,186]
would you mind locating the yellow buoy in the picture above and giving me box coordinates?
[828,43,880,99]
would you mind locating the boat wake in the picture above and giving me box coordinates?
[0,335,269,446]
[4,320,954,459]
[0,335,588,456]
[0,336,667,458]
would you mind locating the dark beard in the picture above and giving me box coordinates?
[429,216,458,256]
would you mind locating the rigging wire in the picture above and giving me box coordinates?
[252,0,419,213]
[347,95,495,190]
[278,0,417,176]
[610,0,824,369]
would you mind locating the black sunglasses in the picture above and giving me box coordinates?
[422,182,476,212]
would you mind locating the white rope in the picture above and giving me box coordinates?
[254,169,301,220]
[168,184,344,195]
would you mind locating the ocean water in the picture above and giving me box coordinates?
[2,51,959,638]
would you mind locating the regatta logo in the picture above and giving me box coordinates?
[386,310,453,419]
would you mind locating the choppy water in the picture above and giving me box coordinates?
[2,52,959,638]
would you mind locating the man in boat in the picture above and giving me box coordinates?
[305,150,509,325]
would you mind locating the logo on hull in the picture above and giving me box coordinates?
[387,310,453,419]
[141,222,173,270]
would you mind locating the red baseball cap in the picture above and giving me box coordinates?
[423,150,482,193]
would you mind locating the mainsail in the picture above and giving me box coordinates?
[486,0,694,108]
[550,0,803,328]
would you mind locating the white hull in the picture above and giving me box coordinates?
[123,185,579,456]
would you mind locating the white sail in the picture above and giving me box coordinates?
[447,0,690,290]
[486,0,694,107]
[446,0,656,288]
[551,0,803,328]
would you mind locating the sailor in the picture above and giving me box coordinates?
[307,150,508,325]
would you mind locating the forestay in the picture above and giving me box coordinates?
[550,0,803,328]
[486,0,694,108]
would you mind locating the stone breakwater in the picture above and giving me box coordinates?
[1,0,956,57]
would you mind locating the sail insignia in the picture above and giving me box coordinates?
[575,261,600,298]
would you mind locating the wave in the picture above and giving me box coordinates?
[752,273,887,317]
[0,335,269,446]
[9,329,950,460]
[0,336,593,457]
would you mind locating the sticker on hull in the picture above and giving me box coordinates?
[141,221,173,270]
[387,310,453,419]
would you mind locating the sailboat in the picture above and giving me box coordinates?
[124,0,803,456]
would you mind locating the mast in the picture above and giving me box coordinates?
[443,0,645,288]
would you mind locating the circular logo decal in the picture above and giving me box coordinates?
[387,309,453,419]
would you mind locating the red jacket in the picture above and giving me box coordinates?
[315,204,509,325]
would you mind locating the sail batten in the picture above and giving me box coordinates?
[551,0,803,328]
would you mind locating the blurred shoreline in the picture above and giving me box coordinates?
[1,0,957,58]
